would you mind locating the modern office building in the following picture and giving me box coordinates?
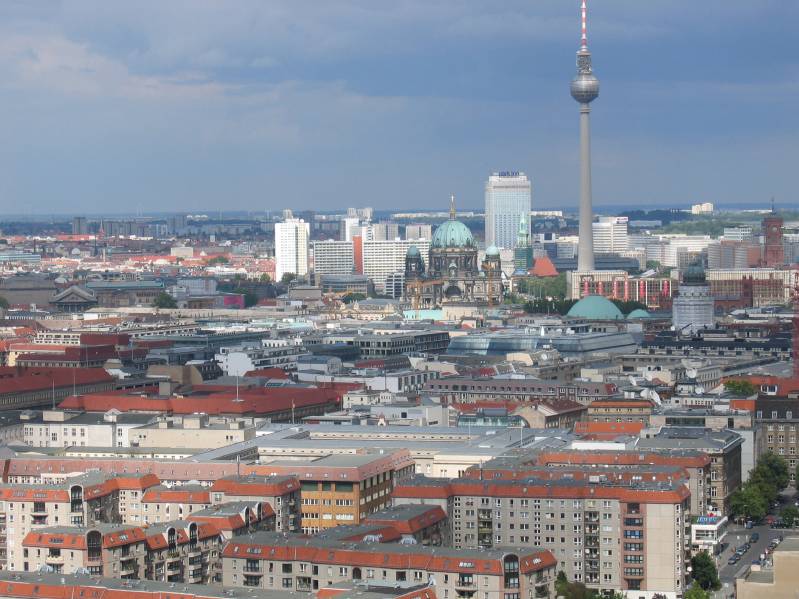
[340,217,361,242]
[592,216,629,253]
[274,217,310,281]
[312,240,354,277]
[72,216,88,235]
[362,239,430,294]
[405,223,432,241]
[484,171,532,249]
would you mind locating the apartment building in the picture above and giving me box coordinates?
[392,476,690,599]
[22,410,153,449]
[635,427,742,513]
[586,400,654,424]
[133,475,300,532]
[0,472,159,572]
[22,519,222,584]
[424,377,619,406]
[221,531,556,599]
[1,450,415,532]
[527,450,710,517]
[753,396,799,482]
[129,414,260,450]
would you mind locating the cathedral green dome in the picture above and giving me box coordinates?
[567,295,624,320]
[431,219,476,249]
[485,245,500,257]
[406,245,420,257]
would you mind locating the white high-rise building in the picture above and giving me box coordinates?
[362,239,430,294]
[340,217,361,242]
[484,172,532,250]
[405,224,432,241]
[275,218,309,281]
[312,240,354,277]
[592,216,629,253]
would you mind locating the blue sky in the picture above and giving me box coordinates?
[0,1,796,214]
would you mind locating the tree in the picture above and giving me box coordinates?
[756,452,789,492]
[724,379,757,397]
[232,288,259,308]
[690,551,720,591]
[684,583,710,599]
[280,272,297,285]
[555,571,568,598]
[729,484,768,521]
[152,292,177,309]
[259,273,272,282]
[781,505,799,528]
[0,295,8,310]
[645,260,662,270]
[208,255,229,265]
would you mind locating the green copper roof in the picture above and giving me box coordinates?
[431,219,476,249]
[567,295,624,320]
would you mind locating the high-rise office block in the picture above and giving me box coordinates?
[274,218,309,281]
[340,217,360,242]
[570,0,600,272]
[484,172,531,249]
[362,239,430,294]
[312,240,354,277]
[72,217,88,235]
[405,223,432,241]
[592,216,629,253]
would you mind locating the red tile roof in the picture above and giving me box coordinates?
[58,385,341,415]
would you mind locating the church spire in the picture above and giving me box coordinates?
[449,194,456,220]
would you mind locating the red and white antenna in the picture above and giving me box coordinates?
[580,0,588,49]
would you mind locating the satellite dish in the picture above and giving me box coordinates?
[628,376,639,387]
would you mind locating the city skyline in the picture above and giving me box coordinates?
[0,2,796,214]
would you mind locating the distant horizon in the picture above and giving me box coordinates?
[0,200,793,222]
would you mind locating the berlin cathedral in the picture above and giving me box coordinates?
[404,197,503,307]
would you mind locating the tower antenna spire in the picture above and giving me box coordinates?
[449,194,456,220]
[580,0,588,49]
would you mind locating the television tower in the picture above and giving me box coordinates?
[570,0,600,272]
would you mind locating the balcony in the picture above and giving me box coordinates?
[455,579,476,590]
[120,562,138,576]
[45,554,64,565]
[244,566,262,574]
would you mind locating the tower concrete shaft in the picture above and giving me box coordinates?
[577,103,595,272]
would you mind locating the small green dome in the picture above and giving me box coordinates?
[485,245,500,257]
[431,219,476,249]
[567,295,624,320]
[627,308,652,319]
[406,245,420,257]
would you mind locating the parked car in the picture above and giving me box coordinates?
[751,533,760,542]
[728,556,739,566]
